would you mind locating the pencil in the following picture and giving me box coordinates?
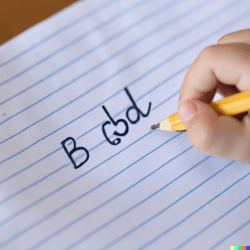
[152,90,250,132]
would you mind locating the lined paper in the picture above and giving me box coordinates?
[0,0,250,249]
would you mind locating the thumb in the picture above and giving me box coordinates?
[177,98,219,133]
[177,98,250,163]
[177,98,240,159]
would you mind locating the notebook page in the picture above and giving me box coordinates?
[0,0,250,249]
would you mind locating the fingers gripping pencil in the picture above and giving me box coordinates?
[152,90,250,131]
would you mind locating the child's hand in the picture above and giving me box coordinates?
[177,29,250,164]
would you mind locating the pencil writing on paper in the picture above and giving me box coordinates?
[61,87,152,169]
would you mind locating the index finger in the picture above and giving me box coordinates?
[179,42,250,104]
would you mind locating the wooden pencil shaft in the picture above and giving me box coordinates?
[166,90,250,131]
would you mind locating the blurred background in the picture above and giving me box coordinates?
[0,0,77,45]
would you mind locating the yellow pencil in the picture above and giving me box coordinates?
[151,90,250,131]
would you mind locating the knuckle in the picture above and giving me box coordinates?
[217,34,228,43]
[199,45,216,59]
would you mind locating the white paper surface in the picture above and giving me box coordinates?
[0,0,250,249]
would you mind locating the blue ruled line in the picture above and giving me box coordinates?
[30,146,198,250]
[101,161,235,250]
[0,130,154,227]
[137,167,250,250]
[0,134,111,206]
[0,0,177,98]
[0,64,184,194]
[0,0,205,125]
[0,133,181,248]
[175,196,250,249]
[0,0,150,81]
[0,0,117,69]
[0,120,104,186]
[208,219,250,250]
[0,78,175,205]
[63,154,210,250]
[0,1,247,167]
[0,77,181,222]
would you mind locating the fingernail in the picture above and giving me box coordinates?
[178,99,198,123]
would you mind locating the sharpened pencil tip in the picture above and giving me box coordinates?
[151,124,160,130]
